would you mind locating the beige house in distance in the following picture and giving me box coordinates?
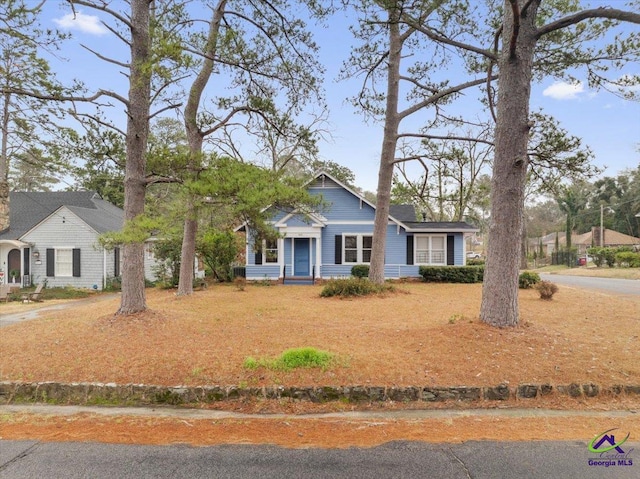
[538,226,640,255]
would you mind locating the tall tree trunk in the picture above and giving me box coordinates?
[0,92,11,231]
[176,0,226,295]
[0,181,8,232]
[118,0,151,315]
[480,0,538,328]
[369,6,402,285]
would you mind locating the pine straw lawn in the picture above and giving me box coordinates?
[1,282,638,391]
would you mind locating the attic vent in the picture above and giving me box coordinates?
[321,174,325,188]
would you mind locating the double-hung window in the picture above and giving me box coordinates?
[415,235,446,265]
[343,234,373,264]
[55,248,73,277]
[264,238,278,263]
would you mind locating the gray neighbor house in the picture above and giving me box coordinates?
[0,191,160,290]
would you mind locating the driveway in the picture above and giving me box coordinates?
[540,273,640,296]
[0,293,121,328]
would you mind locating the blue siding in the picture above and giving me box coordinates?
[244,175,472,280]
[285,215,314,227]
[308,187,375,222]
[246,265,279,280]
[454,233,464,265]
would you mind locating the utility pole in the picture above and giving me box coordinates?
[600,204,604,247]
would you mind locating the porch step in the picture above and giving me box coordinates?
[283,276,314,285]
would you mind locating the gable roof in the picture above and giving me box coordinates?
[0,191,123,240]
[311,171,478,232]
[389,204,416,222]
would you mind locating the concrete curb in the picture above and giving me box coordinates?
[1,381,639,407]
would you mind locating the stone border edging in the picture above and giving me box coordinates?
[1,382,639,407]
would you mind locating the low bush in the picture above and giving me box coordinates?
[535,280,558,300]
[587,247,605,267]
[419,266,484,283]
[615,251,640,268]
[351,264,370,278]
[518,271,541,289]
[320,277,394,297]
[603,248,617,268]
[244,347,335,371]
[466,258,485,266]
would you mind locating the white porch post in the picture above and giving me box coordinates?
[315,234,321,278]
[278,237,284,278]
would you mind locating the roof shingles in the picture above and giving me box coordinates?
[0,191,123,240]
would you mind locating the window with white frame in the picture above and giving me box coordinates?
[264,238,278,263]
[343,234,373,264]
[415,235,446,265]
[56,248,73,277]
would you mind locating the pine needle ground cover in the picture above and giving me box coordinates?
[1,283,638,391]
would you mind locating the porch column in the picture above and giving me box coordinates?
[315,234,321,279]
[278,237,285,278]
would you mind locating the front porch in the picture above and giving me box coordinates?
[0,240,33,288]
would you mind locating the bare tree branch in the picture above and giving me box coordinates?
[536,8,640,38]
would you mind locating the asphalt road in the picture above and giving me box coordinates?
[1,440,638,479]
[540,273,640,296]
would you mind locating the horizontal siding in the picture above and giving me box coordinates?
[454,233,464,265]
[246,265,280,280]
[308,187,375,222]
[22,206,105,289]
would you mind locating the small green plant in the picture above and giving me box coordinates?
[351,264,370,278]
[104,275,122,291]
[518,271,541,289]
[320,277,394,298]
[448,313,466,324]
[535,280,558,300]
[243,347,336,371]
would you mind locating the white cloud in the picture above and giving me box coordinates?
[542,81,585,100]
[54,11,108,35]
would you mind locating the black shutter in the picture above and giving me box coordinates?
[114,247,120,277]
[73,249,81,277]
[406,236,414,265]
[255,252,263,265]
[23,248,30,275]
[335,235,342,264]
[447,235,455,265]
[46,248,55,277]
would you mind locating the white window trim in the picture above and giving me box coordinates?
[342,234,373,264]
[55,247,74,277]
[414,234,447,266]
[262,239,279,264]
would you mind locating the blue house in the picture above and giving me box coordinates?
[242,171,478,282]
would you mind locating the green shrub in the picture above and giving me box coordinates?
[320,277,394,297]
[351,264,370,278]
[466,258,485,266]
[518,271,541,289]
[587,247,605,267]
[615,251,640,268]
[535,280,558,300]
[243,347,335,371]
[419,266,484,283]
[603,247,617,268]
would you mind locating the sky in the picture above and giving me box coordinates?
[39,1,640,193]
